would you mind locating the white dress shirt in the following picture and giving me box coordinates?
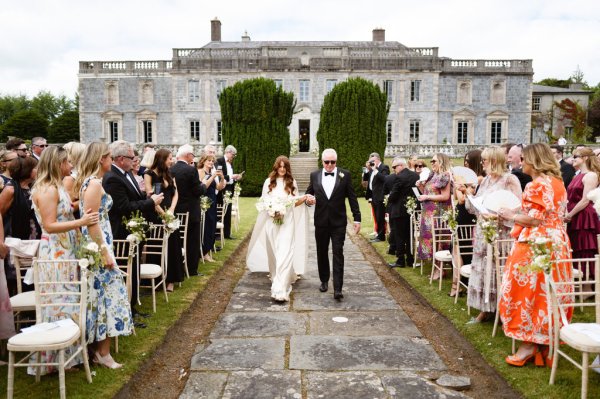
[322,167,337,199]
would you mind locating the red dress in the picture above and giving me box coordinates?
[499,176,573,345]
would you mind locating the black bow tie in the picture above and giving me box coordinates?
[324,172,335,177]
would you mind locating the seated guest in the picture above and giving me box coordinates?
[197,155,225,262]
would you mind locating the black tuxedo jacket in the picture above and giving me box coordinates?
[511,167,532,192]
[560,159,576,189]
[170,160,205,222]
[370,163,390,203]
[383,173,400,212]
[388,168,420,219]
[306,168,361,228]
[103,165,155,240]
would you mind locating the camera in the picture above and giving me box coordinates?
[369,161,375,167]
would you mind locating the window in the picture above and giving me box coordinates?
[326,79,337,93]
[565,126,573,137]
[457,121,468,144]
[491,121,502,144]
[274,79,283,89]
[143,120,153,143]
[532,96,541,111]
[409,120,420,142]
[386,121,393,143]
[190,121,200,141]
[216,80,226,97]
[216,121,222,142]
[299,80,310,102]
[188,80,200,103]
[109,121,119,143]
[410,80,421,102]
[383,80,393,103]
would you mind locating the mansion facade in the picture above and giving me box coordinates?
[78,19,534,151]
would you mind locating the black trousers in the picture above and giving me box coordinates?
[130,246,141,312]
[391,215,412,265]
[187,219,201,274]
[224,205,232,238]
[373,200,386,240]
[315,225,346,292]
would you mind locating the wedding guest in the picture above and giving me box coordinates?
[144,148,184,291]
[132,150,146,194]
[550,144,576,189]
[407,154,419,172]
[383,162,401,255]
[138,147,156,177]
[197,155,225,262]
[5,138,30,158]
[507,144,532,191]
[216,145,242,239]
[30,146,99,374]
[30,137,48,161]
[0,149,18,187]
[62,141,87,215]
[75,142,133,369]
[0,216,14,342]
[365,152,390,242]
[463,147,521,322]
[498,143,572,367]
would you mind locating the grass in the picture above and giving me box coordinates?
[0,197,258,399]
[356,198,600,399]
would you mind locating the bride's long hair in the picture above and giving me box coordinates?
[268,155,296,195]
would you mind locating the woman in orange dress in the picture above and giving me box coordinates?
[497,143,572,367]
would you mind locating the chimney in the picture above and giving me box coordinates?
[372,28,385,42]
[211,18,221,42]
[569,82,583,90]
[242,30,250,42]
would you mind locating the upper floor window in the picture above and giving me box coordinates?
[491,121,502,144]
[143,120,153,143]
[216,80,227,98]
[188,80,200,103]
[457,121,468,144]
[109,121,119,143]
[190,121,200,141]
[326,79,338,94]
[532,96,541,111]
[216,121,222,143]
[383,80,393,103]
[299,80,310,102]
[386,121,393,143]
[409,120,420,142]
[274,79,283,89]
[410,80,421,102]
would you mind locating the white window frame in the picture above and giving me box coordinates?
[486,111,509,145]
[101,110,123,142]
[326,79,338,93]
[383,80,394,103]
[188,79,200,103]
[216,120,222,143]
[216,80,227,98]
[409,120,420,143]
[386,120,393,143]
[532,96,541,111]
[274,79,283,89]
[190,120,200,141]
[410,80,421,102]
[457,121,469,144]
[299,80,310,102]
[136,110,157,144]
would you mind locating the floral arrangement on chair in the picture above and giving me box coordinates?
[122,210,148,243]
[521,237,558,273]
[223,190,233,205]
[76,236,107,271]
[479,217,498,244]
[233,184,242,198]
[160,210,180,234]
[200,196,213,212]
[256,197,295,225]
[405,196,417,215]
[440,207,458,232]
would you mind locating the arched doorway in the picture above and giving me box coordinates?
[299,120,310,152]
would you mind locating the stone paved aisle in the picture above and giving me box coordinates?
[180,226,469,399]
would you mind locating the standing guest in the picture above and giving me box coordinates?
[407,154,419,172]
[30,137,48,161]
[498,143,572,367]
[507,144,532,191]
[197,155,225,262]
[5,138,29,159]
[62,142,87,215]
[1,150,18,187]
[103,140,163,327]
[171,144,206,275]
[131,150,146,194]
[464,147,521,322]
[75,142,133,369]
[387,157,419,268]
[365,152,389,243]
[550,144,576,190]
[415,153,452,270]
[0,216,14,342]
[216,145,242,239]
[565,147,600,277]
[30,146,99,374]
[203,144,217,157]
[383,162,401,255]
[144,149,184,292]
[138,145,155,176]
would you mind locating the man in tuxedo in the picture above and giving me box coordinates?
[365,152,389,242]
[171,144,206,275]
[507,144,532,191]
[383,165,401,255]
[215,145,242,239]
[103,140,163,326]
[386,157,420,268]
[305,148,361,300]
[31,137,47,161]
[550,144,576,189]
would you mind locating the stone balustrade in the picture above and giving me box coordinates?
[79,61,173,74]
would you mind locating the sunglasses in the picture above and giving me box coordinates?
[121,155,135,160]
[415,164,424,168]
[33,144,48,148]
[323,160,336,165]
[430,159,438,164]
[392,165,400,169]
[16,147,29,152]
[573,155,581,159]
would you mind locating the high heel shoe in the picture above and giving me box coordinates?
[94,352,123,369]
[505,346,538,367]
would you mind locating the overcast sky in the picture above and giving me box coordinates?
[2,0,599,98]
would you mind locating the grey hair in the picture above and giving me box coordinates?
[177,144,194,158]
[224,145,237,154]
[369,152,381,160]
[393,157,407,166]
[322,148,337,159]
[31,136,46,144]
[109,140,133,158]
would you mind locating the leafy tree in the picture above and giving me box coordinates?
[535,78,571,88]
[554,98,592,143]
[588,96,600,138]
[31,90,75,122]
[48,110,79,143]
[317,77,388,193]
[219,78,295,196]
[0,110,48,141]
[0,94,30,125]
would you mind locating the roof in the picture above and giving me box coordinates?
[202,40,410,50]
[532,84,591,94]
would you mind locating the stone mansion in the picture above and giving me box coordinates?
[78,19,534,152]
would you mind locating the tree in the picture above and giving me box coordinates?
[317,77,388,194]
[554,98,592,143]
[0,109,48,141]
[219,78,296,196]
[0,94,30,125]
[48,110,80,143]
[588,96,600,138]
[30,90,75,122]
[535,78,571,88]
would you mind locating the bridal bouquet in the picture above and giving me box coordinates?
[200,196,213,212]
[123,210,148,243]
[76,235,107,271]
[160,209,180,233]
[256,196,296,225]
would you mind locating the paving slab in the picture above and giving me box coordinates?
[222,370,302,399]
[292,292,398,311]
[380,372,470,398]
[226,292,290,312]
[179,372,228,399]
[293,276,386,295]
[211,312,307,338]
[233,276,272,293]
[191,338,286,370]
[305,371,386,399]
[289,336,445,371]
[308,311,422,337]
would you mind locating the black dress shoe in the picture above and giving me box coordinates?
[334,291,344,300]
[134,321,147,329]
[370,238,383,243]
[134,311,151,319]
[319,283,328,292]
[215,246,222,252]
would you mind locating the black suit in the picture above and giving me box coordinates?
[388,168,420,265]
[215,156,235,238]
[103,164,156,311]
[306,168,361,293]
[511,167,532,192]
[369,163,390,240]
[560,159,576,190]
[171,160,205,275]
[383,173,400,253]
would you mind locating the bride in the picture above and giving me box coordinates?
[246,156,310,301]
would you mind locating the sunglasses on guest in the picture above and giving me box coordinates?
[323,160,336,165]
[415,164,424,168]
[430,159,438,164]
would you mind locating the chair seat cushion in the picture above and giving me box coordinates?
[561,323,600,352]
[572,268,584,278]
[434,250,452,262]
[140,263,162,278]
[8,324,80,348]
[460,264,472,277]
[10,291,35,310]
[216,222,224,229]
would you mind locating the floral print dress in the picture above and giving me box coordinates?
[80,176,133,343]
[417,172,452,260]
[499,176,573,345]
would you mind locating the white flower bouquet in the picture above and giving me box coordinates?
[233,184,242,197]
[256,196,296,225]
[76,235,107,271]
[122,210,148,243]
[160,209,180,233]
[479,217,498,244]
[521,237,558,273]
[441,207,458,232]
[200,196,213,212]
[223,190,233,205]
[405,196,418,214]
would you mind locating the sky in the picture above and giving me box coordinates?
[1,0,599,98]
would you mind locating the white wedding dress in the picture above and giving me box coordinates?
[246,178,309,301]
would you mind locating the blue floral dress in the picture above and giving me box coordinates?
[80,176,133,343]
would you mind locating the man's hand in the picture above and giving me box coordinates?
[151,193,164,206]
[232,173,242,181]
[305,194,316,205]
[353,223,361,234]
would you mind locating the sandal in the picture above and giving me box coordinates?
[506,346,538,367]
[94,352,123,369]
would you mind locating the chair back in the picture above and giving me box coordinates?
[431,215,452,252]
[176,212,189,243]
[453,224,475,266]
[216,204,227,224]
[142,224,169,277]
[13,256,32,295]
[112,239,137,300]
[494,238,515,282]
[32,259,89,337]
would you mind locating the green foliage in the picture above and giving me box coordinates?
[0,109,48,141]
[219,78,295,196]
[535,78,571,88]
[588,96,600,137]
[317,77,389,193]
[30,90,75,122]
[48,110,80,143]
[554,98,592,143]
[0,94,30,125]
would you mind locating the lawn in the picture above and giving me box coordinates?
[356,198,600,399]
[0,197,258,399]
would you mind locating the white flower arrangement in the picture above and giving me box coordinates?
[441,207,458,232]
[223,190,233,205]
[160,209,180,233]
[76,235,107,271]
[520,237,558,273]
[405,196,418,214]
[256,196,296,225]
[383,194,390,207]
[122,210,148,243]
[233,184,242,197]
[479,218,498,244]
